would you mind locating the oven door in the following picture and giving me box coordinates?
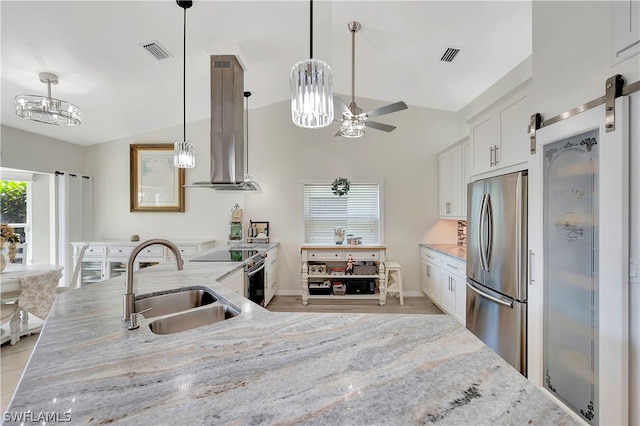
[246,261,265,306]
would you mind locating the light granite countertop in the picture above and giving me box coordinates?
[420,243,467,261]
[4,244,576,425]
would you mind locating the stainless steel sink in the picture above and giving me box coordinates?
[135,288,217,318]
[148,304,239,335]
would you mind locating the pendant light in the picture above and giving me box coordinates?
[15,72,81,126]
[289,0,334,129]
[174,0,195,168]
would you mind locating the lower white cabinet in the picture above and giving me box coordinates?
[219,268,245,296]
[420,248,441,305]
[420,246,466,326]
[264,246,279,306]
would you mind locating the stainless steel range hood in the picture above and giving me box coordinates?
[187,55,258,191]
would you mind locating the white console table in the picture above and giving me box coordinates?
[300,244,387,306]
[71,239,215,287]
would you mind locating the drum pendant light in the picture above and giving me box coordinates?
[289,0,334,129]
[174,0,195,168]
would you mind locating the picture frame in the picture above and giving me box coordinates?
[130,143,185,212]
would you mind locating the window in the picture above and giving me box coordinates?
[303,180,383,244]
[1,172,32,264]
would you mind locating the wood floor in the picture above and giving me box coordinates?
[266,295,444,314]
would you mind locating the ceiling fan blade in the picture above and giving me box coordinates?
[366,121,397,132]
[333,96,351,116]
[366,101,408,118]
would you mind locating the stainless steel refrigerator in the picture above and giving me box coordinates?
[466,170,528,376]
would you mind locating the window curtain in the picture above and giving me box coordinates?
[55,172,93,286]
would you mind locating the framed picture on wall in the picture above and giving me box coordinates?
[130,143,185,212]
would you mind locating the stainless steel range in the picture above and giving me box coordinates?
[190,248,266,306]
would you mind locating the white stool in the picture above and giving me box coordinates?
[385,261,404,305]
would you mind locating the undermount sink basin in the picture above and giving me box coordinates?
[148,304,239,335]
[135,288,217,318]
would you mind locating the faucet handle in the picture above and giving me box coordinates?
[127,307,152,330]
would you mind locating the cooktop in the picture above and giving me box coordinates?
[190,249,259,262]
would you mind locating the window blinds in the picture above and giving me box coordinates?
[303,182,380,244]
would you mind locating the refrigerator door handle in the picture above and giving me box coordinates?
[478,193,489,271]
[466,280,513,308]
[485,194,493,270]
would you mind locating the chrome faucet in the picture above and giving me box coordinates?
[123,239,184,322]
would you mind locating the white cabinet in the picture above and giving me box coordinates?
[439,138,470,219]
[420,246,466,326]
[440,256,466,326]
[264,246,279,307]
[469,87,530,176]
[71,240,215,287]
[219,268,245,296]
[420,247,441,305]
[301,244,387,306]
[612,0,640,65]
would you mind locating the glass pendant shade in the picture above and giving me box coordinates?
[15,72,81,126]
[340,117,365,138]
[174,141,195,168]
[290,59,334,128]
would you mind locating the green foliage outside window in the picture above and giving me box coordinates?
[1,180,27,224]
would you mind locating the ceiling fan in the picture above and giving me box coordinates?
[334,21,408,138]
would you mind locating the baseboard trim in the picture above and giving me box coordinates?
[275,290,425,298]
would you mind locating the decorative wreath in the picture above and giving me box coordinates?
[331,177,351,196]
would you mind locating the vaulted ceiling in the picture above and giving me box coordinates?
[1,1,531,146]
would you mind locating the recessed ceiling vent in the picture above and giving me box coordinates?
[140,40,173,61]
[440,47,461,62]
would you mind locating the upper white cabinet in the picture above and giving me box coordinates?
[612,0,640,65]
[439,138,470,220]
[469,87,530,176]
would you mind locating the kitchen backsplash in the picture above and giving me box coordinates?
[457,220,467,246]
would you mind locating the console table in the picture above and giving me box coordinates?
[300,244,386,306]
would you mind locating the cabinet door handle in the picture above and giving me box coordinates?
[489,146,494,166]
[427,264,431,277]
[529,250,535,286]
[494,145,499,164]
[446,201,451,214]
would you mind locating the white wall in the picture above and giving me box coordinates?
[86,98,466,295]
[531,1,639,423]
[1,125,86,174]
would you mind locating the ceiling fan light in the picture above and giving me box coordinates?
[174,141,195,168]
[290,58,334,129]
[340,117,365,138]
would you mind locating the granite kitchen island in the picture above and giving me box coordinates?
[4,247,577,425]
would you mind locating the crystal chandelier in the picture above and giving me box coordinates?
[15,72,81,126]
[174,0,195,168]
[289,0,334,129]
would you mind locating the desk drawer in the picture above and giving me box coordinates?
[137,246,164,257]
[306,250,343,260]
[108,246,133,256]
[345,250,380,261]
[85,245,106,256]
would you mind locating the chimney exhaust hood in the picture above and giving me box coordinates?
[187,55,259,191]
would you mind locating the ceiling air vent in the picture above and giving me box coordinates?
[140,40,172,61]
[440,47,461,63]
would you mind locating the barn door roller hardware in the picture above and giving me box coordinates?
[529,74,639,154]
